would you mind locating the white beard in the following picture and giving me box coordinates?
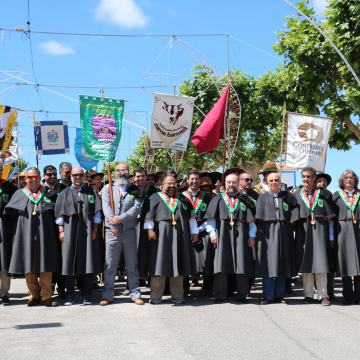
[117,176,128,186]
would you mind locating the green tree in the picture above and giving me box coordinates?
[10,157,28,173]
[273,0,360,149]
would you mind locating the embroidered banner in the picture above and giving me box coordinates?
[34,120,70,155]
[79,95,124,161]
[151,93,195,151]
[285,112,333,172]
[0,106,17,153]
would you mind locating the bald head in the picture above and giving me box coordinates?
[71,167,85,188]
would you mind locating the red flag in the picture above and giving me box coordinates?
[191,85,229,154]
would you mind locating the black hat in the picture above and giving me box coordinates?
[316,173,332,186]
[200,172,222,185]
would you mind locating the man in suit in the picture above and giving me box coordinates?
[100,163,144,305]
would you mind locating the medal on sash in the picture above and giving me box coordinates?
[221,191,241,227]
[339,189,360,224]
[158,191,180,226]
[22,186,47,216]
[300,188,320,225]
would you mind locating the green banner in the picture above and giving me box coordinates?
[79,95,124,161]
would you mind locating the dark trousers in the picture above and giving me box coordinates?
[342,275,360,301]
[52,271,65,293]
[327,272,335,296]
[66,274,93,301]
[214,272,249,300]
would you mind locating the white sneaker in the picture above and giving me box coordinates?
[83,300,92,305]
[149,298,161,304]
[171,298,186,304]
[64,301,74,306]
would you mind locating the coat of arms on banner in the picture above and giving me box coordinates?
[47,130,59,144]
[151,93,195,151]
[34,120,70,155]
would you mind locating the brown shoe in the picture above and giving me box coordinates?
[41,298,58,307]
[100,298,113,306]
[260,297,272,305]
[27,298,40,307]
[321,297,331,306]
[132,298,144,305]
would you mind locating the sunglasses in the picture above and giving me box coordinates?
[72,173,84,178]
[241,178,253,183]
[116,169,129,173]
[268,179,280,183]
[45,173,57,177]
[147,177,156,181]
[11,179,17,183]
[203,188,211,193]
[64,171,71,175]
[27,175,41,180]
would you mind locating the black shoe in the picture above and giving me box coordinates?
[237,298,249,304]
[260,297,272,305]
[215,298,223,304]
[274,297,288,304]
[57,289,66,299]
[328,294,336,300]
[303,297,313,304]
[2,295,11,305]
[285,286,293,294]
[343,299,353,305]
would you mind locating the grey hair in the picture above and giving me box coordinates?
[59,162,72,172]
[301,167,316,177]
[239,171,251,179]
[25,167,40,176]
[339,169,359,189]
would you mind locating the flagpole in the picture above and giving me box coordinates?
[107,161,114,211]
[226,34,231,169]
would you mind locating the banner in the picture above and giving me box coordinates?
[79,95,124,162]
[285,112,333,172]
[34,120,70,155]
[74,128,98,170]
[0,106,17,154]
[151,93,195,151]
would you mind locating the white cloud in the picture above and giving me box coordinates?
[95,0,148,29]
[311,0,328,14]
[38,40,75,55]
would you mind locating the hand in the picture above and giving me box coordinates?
[220,186,225,193]
[148,229,157,241]
[191,234,198,244]
[109,215,121,225]
[92,228,98,240]
[248,237,255,247]
[210,235,217,245]
[59,232,64,242]
[330,240,335,249]
[111,228,119,237]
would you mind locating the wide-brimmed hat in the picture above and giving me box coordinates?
[316,173,332,186]
[147,173,159,182]
[224,167,245,180]
[258,162,278,175]
[200,172,222,184]
[199,181,216,191]
[89,172,105,179]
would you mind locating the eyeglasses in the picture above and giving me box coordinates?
[345,176,354,180]
[268,179,280,183]
[116,169,129,173]
[45,173,57,177]
[226,181,238,185]
[241,178,253,183]
[147,177,156,181]
[27,175,41,180]
[63,170,71,175]
[203,188,211,193]
[72,173,84,178]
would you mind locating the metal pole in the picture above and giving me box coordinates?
[281,0,360,87]
[226,34,231,168]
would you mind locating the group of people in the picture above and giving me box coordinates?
[0,160,359,308]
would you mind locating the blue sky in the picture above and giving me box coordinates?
[0,0,358,189]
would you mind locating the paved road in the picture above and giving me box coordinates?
[1,277,359,360]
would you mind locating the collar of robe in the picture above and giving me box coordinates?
[339,189,360,212]
[183,189,205,214]
[22,185,47,204]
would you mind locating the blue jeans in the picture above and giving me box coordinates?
[65,274,93,301]
[102,227,141,302]
[262,277,286,299]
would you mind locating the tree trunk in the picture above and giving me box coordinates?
[343,117,360,142]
